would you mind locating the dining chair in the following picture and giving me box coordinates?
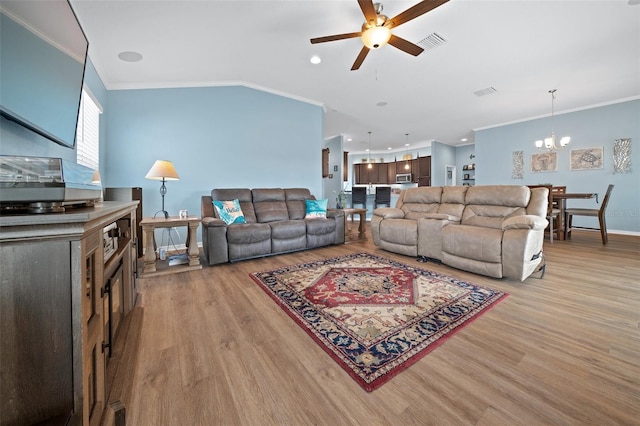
[351,186,367,209]
[374,186,391,208]
[527,184,561,242]
[551,186,566,210]
[564,184,614,244]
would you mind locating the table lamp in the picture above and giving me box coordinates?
[145,160,180,218]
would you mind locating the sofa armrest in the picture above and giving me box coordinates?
[202,217,227,227]
[327,209,344,220]
[373,207,405,219]
[502,215,548,231]
[201,215,229,265]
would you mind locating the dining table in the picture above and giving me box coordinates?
[552,191,598,240]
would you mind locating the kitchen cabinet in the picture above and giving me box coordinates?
[354,156,431,186]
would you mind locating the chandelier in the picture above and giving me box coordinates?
[535,89,570,151]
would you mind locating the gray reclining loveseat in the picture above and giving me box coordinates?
[201,188,344,265]
[371,185,549,281]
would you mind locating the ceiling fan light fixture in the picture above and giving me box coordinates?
[361,25,391,49]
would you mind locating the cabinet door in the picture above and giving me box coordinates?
[81,230,106,426]
[354,164,362,184]
[388,162,396,183]
[377,163,388,184]
[418,176,431,187]
[343,151,349,181]
[322,148,330,178]
[419,156,431,177]
[411,159,421,181]
[362,163,376,184]
[0,241,73,425]
[397,159,411,174]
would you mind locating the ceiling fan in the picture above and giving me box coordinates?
[310,0,449,71]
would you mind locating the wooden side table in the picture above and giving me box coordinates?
[330,208,367,241]
[140,216,202,277]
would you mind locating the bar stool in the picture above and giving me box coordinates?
[374,186,391,208]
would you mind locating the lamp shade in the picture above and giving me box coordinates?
[145,160,180,181]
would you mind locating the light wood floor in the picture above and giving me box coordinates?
[128,228,640,425]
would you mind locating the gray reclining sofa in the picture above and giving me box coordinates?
[201,188,344,265]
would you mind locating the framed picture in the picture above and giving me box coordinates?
[570,147,604,171]
[531,152,558,172]
[464,173,470,180]
[463,165,468,170]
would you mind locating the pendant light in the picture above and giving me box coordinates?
[535,89,570,151]
[404,133,411,170]
[367,131,373,169]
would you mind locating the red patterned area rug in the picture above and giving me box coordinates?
[250,252,508,392]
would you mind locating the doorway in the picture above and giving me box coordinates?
[445,165,456,186]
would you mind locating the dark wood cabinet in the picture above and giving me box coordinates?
[387,162,396,183]
[322,148,330,178]
[416,156,431,186]
[377,163,388,184]
[0,202,139,426]
[354,156,431,186]
[396,159,411,175]
[343,151,349,182]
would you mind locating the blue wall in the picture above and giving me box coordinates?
[431,141,456,187]
[104,86,324,223]
[475,99,640,233]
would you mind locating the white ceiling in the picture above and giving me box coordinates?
[68,0,640,154]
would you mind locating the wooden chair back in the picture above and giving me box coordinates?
[351,187,367,208]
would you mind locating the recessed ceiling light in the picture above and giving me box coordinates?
[365,148,370,152]
[461,138,468,142]
[347,138,352,142]
[310,55,321,64]
[387,147,392,150]
[118,51,143,62]
[405,143,410,147]
[376,101,388,107]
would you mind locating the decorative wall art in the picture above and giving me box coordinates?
[570,147,603,171]
[512,150,524,179]
[613,138,631,174]
[531,152,557,173]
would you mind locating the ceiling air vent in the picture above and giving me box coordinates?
[417,32,447,50]
[473,87,498,97]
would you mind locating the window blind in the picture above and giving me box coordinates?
[76,88,102,170]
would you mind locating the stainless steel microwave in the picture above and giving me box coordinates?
[396,173,412,183]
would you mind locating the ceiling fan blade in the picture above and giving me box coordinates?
[310,32,361,44]
[351,46,370,70]
[388,34,424,56]
[386,0,449,29]
[358,0,378,25]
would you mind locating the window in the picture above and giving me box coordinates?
[76,88,102,170]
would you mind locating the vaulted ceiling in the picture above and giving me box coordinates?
[69,0,639,154]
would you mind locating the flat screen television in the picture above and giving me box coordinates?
[0,0,88,149]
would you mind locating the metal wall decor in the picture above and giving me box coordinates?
[613,138,631,174]
[512,150,524,179]
[570,147,604,171]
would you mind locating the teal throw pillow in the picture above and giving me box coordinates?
[305,199,328,219]
[213,199,246,225]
